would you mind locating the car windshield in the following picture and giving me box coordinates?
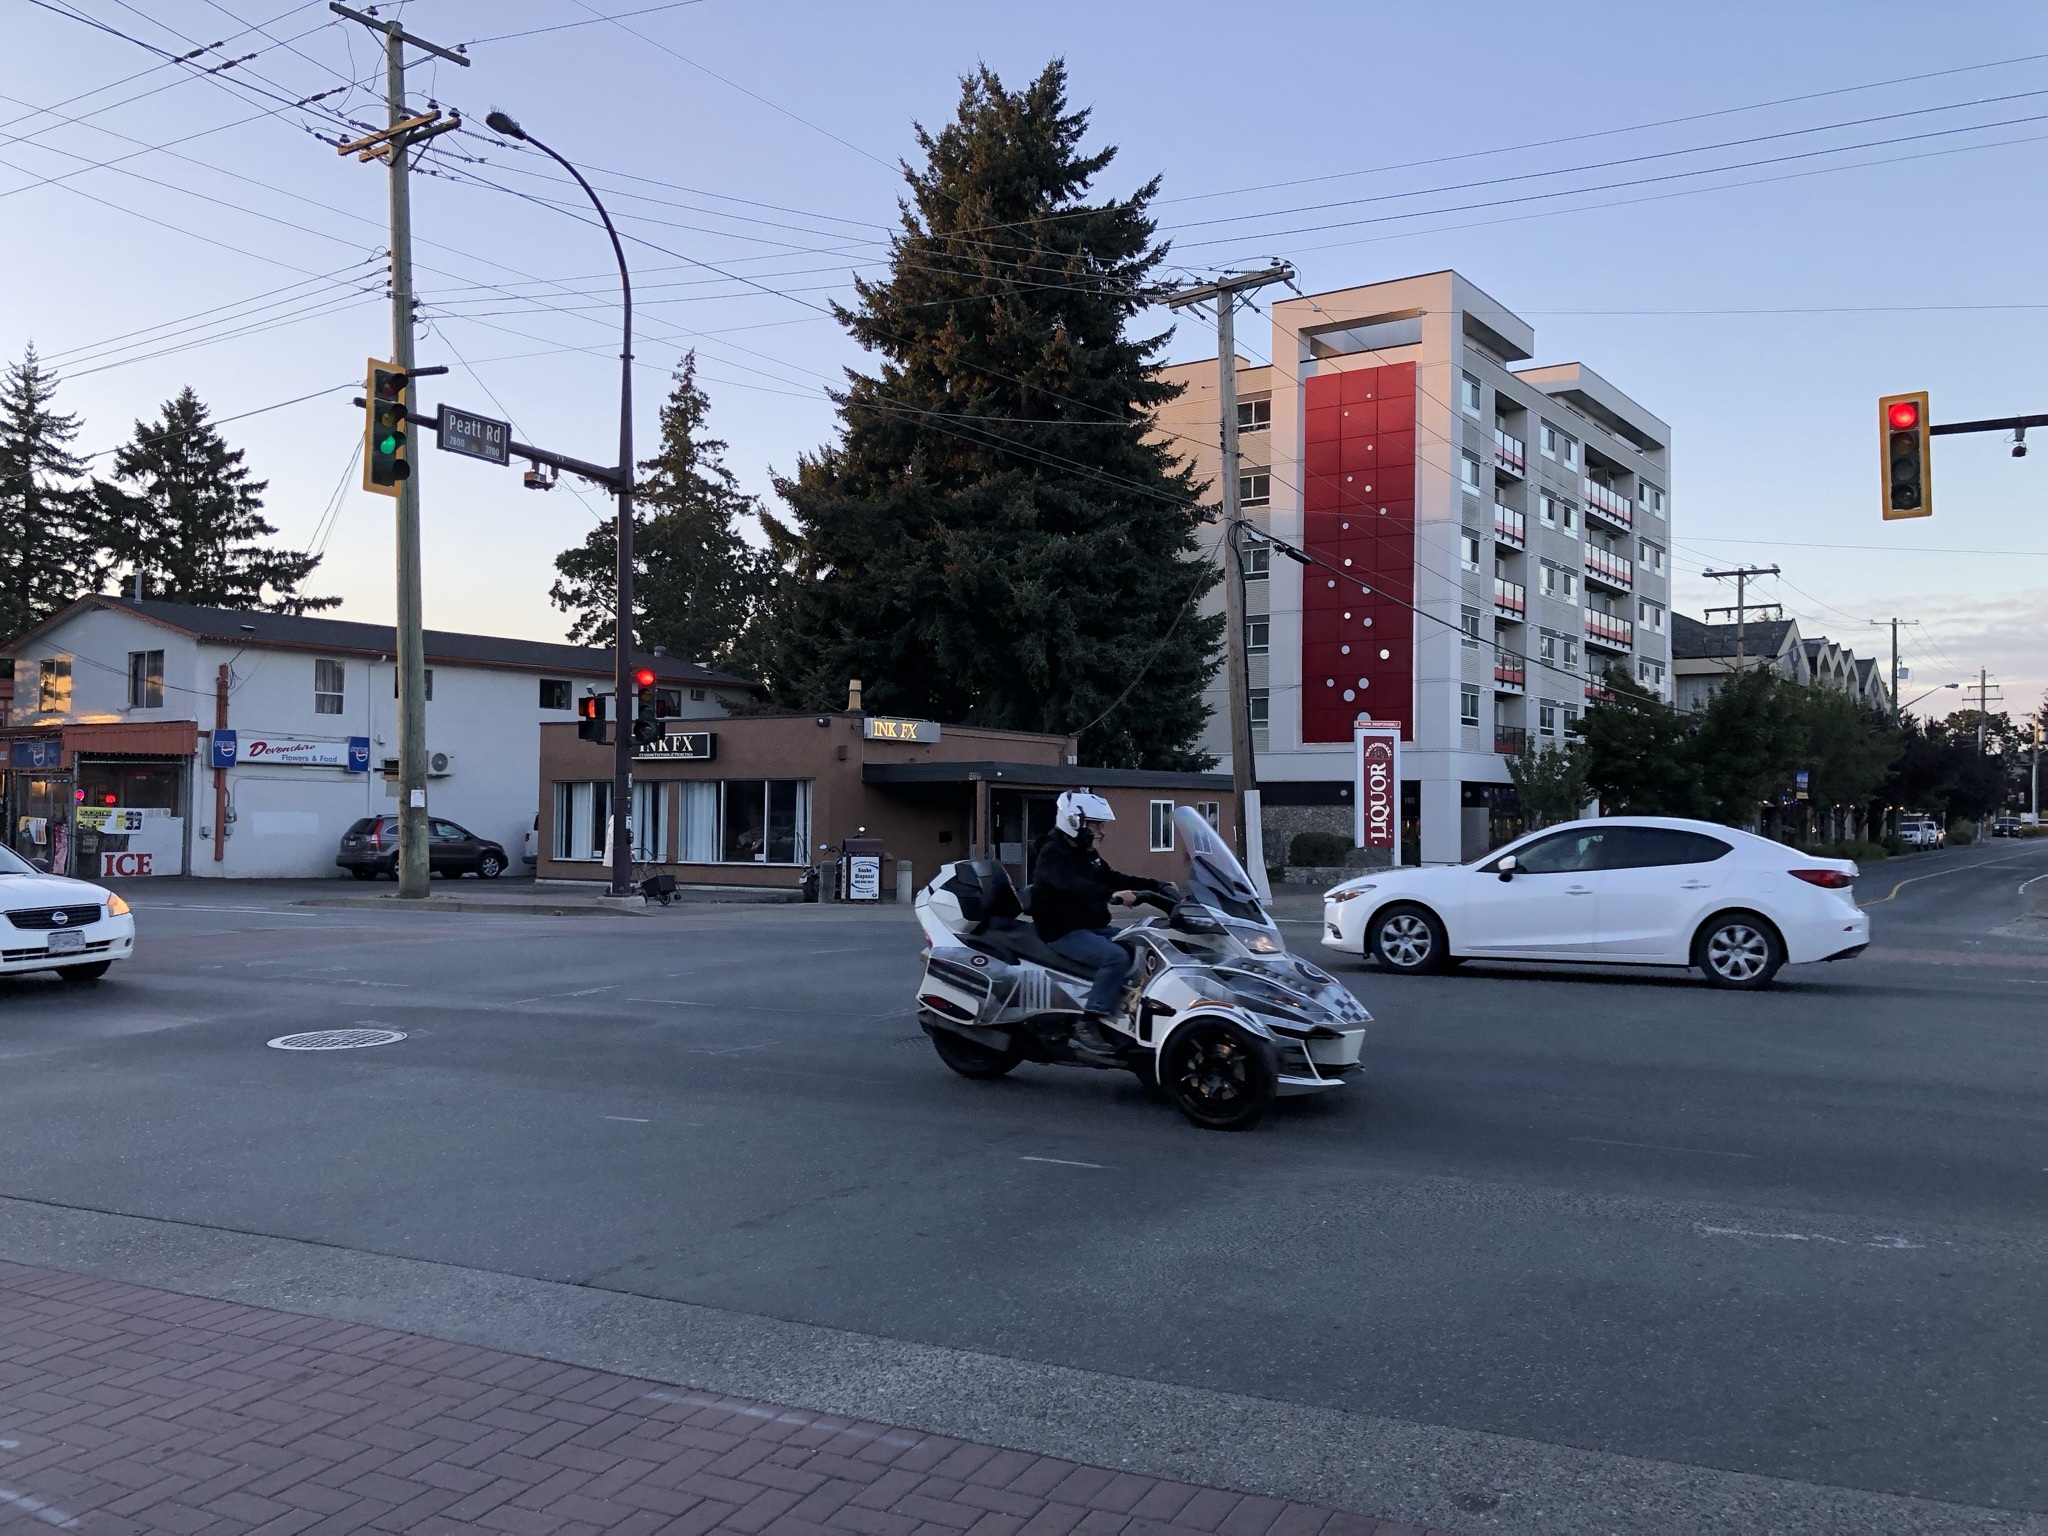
[0,844,35,875]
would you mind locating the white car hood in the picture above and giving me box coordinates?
[0,873,113,910]
[1325,866,1464,898]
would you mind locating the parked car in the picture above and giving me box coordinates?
[1899,817,1944,849]
[336,815,509,879]
[1991,815,2023,838]
[1322,816,1868,990]
[0,841,136,982]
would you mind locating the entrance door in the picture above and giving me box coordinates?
[988,790,1060,884]
[75,758,189,877]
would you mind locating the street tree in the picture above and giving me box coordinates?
[0,344,95,637]
[765,60,1221,768]
[1578,666,1699,814]
[1691,667,1807,825]
[1505,738,1589,828]
[98,387,336,613]
[551,354,771,670]
[1796,688,1898,839]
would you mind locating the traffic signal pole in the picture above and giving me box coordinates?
[332,3,467,900]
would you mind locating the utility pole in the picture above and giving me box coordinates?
[1701,565,1780,672]
[330,3,465,900]
[1162,264,1293,870]
[1869,617,1919,721]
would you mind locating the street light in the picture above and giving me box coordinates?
[1902,681,1962,713]
[485,109,636,898]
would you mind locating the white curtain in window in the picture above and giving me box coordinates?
[677,781,718,863]
[632,780,666,862]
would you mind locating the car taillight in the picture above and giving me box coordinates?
[1790,869,1854,889]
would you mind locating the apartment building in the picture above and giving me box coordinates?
[1154,270,1674,865]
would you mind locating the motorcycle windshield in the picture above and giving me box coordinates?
[1173,805,1277,939]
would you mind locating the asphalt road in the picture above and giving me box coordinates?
[2,843,2046,1534]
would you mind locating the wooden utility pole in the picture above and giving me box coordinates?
[1701,564,1780,670]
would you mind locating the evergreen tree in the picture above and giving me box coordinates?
[1690,667,1807,824]
[98,386,336,614]
[0,344,95,637]
[550,354,770,668]
[765,61,1221,768]
[1505,738,1590,828]
[1578,665,1700,815]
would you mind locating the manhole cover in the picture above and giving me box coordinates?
[267,1029,406,1051]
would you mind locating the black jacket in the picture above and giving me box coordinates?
[1029,832,1161,942]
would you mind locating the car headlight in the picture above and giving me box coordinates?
[1328,885,1375,904]
[106,894,131,917]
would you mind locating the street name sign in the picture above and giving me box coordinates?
[437,404,510,465]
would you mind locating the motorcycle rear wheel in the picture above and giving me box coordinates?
[1163,1018,1278,1131]
[927,1021,1024,1079]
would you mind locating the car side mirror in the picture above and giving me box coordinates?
[28,856,52,874]
[1497,855,1516,882]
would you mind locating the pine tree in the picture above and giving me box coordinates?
[0,344,95,638]
[766,61,1221,768]
[99,386,336,614]
[550,354,770,668]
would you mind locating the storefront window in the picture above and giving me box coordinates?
[552,780,611,860]
[631,780,665,862]
[720,779,809,864]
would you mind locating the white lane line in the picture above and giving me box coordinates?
[643,1390,925,1449]
[1021,1155,1106,1169]
[0,1486,81,1529]
[509,984,617,1004]
[603,1115,650,1123]
[2020,872,2048,894]
[1573,1136,1754,1160]
[0,1439,17,1448]
[627,996,714,1007]
[1697,1223,1923,1249]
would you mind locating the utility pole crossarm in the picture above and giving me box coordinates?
[328,3,470,65]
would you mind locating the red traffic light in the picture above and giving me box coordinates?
[1887,400,1920,431]
[578,695,601,720]
[633,667,657,689]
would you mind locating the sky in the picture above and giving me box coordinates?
[4,0,2044,731]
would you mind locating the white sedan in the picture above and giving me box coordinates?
[0,842,137,983]
[1321,816,1868,989]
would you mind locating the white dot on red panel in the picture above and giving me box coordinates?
[1363,617,1374,627]
[1380,649,1391,660]
[1324,678,1335,687]
[1340,645,1350,655]
[1343,558,1352,567]
[1357,678,1369,689]
[1342,689,1354,701]
[1342,612,1352,620]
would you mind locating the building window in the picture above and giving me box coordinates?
[1460,531,1482,572]
[1242,542,1270,580]
[126,650,164,709]
[390,668,433,701]
[1238,472,1270,507]
[1460,453,1482,494]
[37,656,71,713]
[314,658,345,715]
[1561,434,1579,469]
[1641,482,1667,516]
[1460,373,1482,416]
[1461,605,1481,648]
[1459,686,1481,727]
[1540,562,1576,602]
[1639,540,1665,573]
[1559,500,1576,533]
[1236,399,1271,433]
[690,687,706,701]
[655,686,684,717]
[721,779,811,864]
[540,678,572,710]
[1245,618,1269,655]
[1538,701,1559,736]
[1248,690,1269,730]
[1196,800,1221,831]
[1539,422,1559,460]
[1639,599,1666,633]
[631,780,666,862]
[1538,493,1557,528]
[1638,659,1666,689]
[1150,800,1176,853]
[553,780,612,861]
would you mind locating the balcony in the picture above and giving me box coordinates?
[1584,610,1634,651]
[1583,545,1633,591]
[1494,428,1525,478]
[1493,659,1526,693]
[1493,503,1525,549]
[1493,724,1529,756]
[1584,679,1614,704]
[1582,478,1634,529]
[1493,577,1526,622]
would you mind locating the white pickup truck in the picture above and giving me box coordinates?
[1899,817,1944,849]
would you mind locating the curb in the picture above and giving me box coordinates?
[293,891,804,917]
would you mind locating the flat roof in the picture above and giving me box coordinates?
[863,761,1231,790]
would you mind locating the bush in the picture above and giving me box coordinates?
[1797,841,1887,863]
[1949,821,1975,847]
[2022,823,2047,839]
[1287,830,1352,867]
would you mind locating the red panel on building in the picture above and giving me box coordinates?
[1300,361,1416,743]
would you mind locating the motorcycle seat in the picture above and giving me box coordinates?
[963,916,1098,977]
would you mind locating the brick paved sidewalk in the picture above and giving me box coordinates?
[0,1261,1449,1536]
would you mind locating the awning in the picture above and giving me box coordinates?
[862,760,1231,791]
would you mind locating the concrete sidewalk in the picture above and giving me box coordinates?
[0,1260,1443,1536]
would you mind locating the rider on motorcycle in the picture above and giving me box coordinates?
[1031,791,1172,1054]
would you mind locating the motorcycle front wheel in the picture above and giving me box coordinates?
[926,1019,1024,1079]
[1162,1018,1278,1131]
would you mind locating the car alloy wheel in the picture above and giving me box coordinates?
[477,852,504,879]
[1379,914,1433,968]
[1696,912,1783,990]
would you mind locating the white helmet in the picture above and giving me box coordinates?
[1055,790,1115,838]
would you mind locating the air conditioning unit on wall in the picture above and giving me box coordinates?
[427,751,455,777]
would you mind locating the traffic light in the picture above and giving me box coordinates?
[364,360,412,496]
[577,692,609,743]
[1880,392,1931,520]
[632,667,662,746]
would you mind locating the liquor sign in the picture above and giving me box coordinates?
[635,730,716,761]
[240,735,355,768]
[436,404,511,465]
[863,717,940,743]
[1353,721,1402,860]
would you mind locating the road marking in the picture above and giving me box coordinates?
[1865,852,2045,904]
[2021,872,2048,894]
[627,996,714,1007]
[1698,1223,1922,1249]
[509,984,617,1004]
[0,1486,80,1529]
[1573,1136,1753,1160]
[603,1115,650,1123]
[1021,1155,1106,1169]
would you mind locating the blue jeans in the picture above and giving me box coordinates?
[1050,926,1133,1016]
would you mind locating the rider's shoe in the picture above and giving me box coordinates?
[1070,1013,1121,1058]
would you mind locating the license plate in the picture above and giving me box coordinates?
[46,930,85,954]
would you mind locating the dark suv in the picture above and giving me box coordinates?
[336,815,509,879]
